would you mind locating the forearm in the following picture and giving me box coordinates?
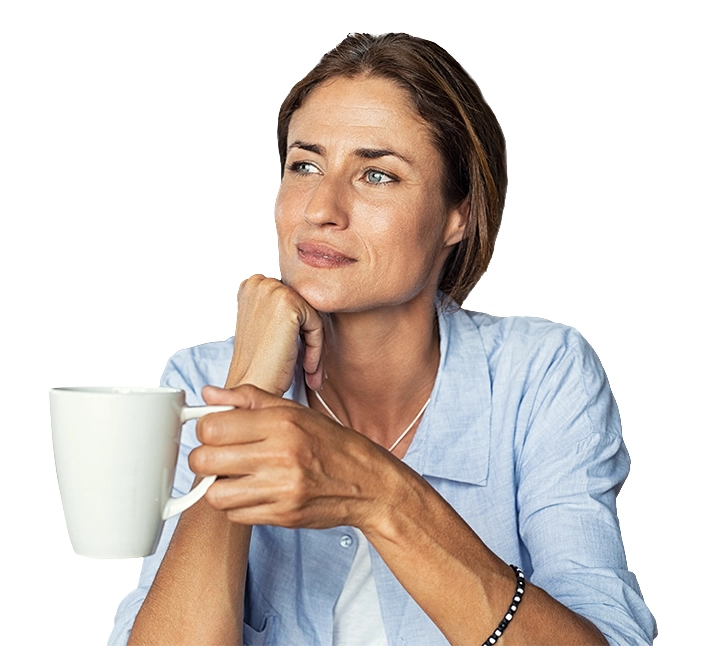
[363,461,608,646]
[128,497,251,646]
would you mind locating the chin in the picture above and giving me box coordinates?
[291,275,433,317]
[289,277,353,313]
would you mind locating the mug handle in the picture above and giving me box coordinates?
[161,404,235,520]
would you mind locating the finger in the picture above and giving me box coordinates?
[190,444,256,477]
[205,472,286,509]
[193,412,262,454]
[192,416,296,470]
[195,405,299,446]
[299,305,324,377]
[210,484,348,530]
[305,364,324,392]
[205,477,309,528]
[224,505,296,527]
[190,437,286,476]
[205,476,263,510]
[202,383,301,410]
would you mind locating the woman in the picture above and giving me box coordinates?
[112,33,655,645]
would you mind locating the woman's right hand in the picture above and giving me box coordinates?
[225,275,324,396]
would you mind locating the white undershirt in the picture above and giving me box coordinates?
[332,529,388,646]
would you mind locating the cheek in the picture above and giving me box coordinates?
[274,184,294,232]
[374,199,447,267]
[274,188,301,253]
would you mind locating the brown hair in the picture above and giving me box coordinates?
[277,33,507,305]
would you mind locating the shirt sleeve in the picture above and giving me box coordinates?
[107,354,205,646]
[515,327,657,645]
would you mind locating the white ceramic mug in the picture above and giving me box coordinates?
[50,386,232,558]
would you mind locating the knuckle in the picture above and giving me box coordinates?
[284,467,312,503]
[266,283,301,316]
[290,477,310,503]
[195,417,217,444]
[275,446,299,470]
[226,509,246,523]
[276,495,305,528]
[276,408,302,433]
[204,483,224,509]
[238,274,267,296]
[273,411,315,461]
[187,447,201,473]
[188,446,214,475]
[237,383,260,398]
[245,273,267,286]
[274,285,296,307]
[283,511,304,529]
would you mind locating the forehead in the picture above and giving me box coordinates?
[287,75,437,154]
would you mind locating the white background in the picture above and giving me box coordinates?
[1,1,717,643]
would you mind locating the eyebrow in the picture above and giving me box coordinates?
[288,141,412,165]
[289,141,325,156]
[355,147,411,164]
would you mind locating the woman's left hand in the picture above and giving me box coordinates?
[189,384,397,530]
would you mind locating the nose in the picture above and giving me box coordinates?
[303,174,349,229]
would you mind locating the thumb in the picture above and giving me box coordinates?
[202,384,300,410]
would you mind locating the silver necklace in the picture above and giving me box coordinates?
[312,389,431,453]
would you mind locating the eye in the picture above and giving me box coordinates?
[364,169,395,184]
[288,161,321,175]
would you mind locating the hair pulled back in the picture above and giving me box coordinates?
[278,33,507,305]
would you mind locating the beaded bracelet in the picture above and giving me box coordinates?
[482,565,526,646]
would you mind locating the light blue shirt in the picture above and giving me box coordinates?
[110,305,657,645]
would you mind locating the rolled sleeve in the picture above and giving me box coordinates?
[107,353,206,645]
[516,328,657,645]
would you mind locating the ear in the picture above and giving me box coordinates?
[443,197,470,247]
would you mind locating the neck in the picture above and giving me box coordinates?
[309,291,440,450]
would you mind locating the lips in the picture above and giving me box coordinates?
[296,242,357,268]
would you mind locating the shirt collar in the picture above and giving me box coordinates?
[286,300,492,487]
[402,303,491,487]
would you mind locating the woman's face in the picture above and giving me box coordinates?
[275,75,466,314]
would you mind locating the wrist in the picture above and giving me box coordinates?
[358,452,430,543]
[224,363,287,397]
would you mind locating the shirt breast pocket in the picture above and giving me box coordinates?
[242,612,277,646]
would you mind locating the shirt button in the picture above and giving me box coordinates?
[340,534,353,548]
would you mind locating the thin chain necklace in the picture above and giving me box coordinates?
[312,389,431,453]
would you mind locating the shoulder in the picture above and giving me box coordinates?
[446,308,613,435]
[160,338,235,404]
[451,307,599,371]
[465,308,582,343]
[164,337,236,369]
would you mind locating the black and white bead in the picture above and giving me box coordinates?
[482,565,526,646]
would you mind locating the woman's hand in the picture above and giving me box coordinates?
[226,275,325,396]
[191,384,397,530]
